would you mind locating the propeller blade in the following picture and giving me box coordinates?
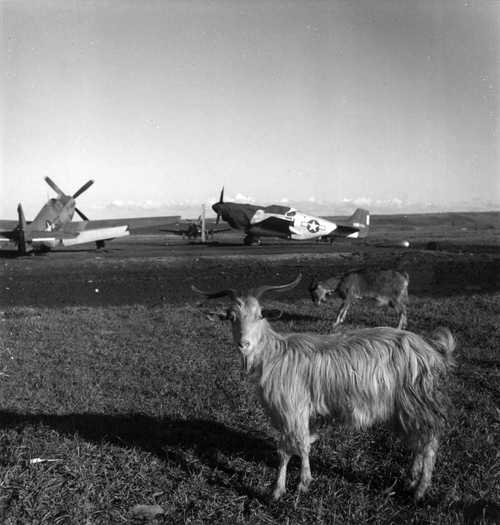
[214,187,224,225]
[17,203,27,229]
[16,203,28,254]
[73,179,94,198]
[45,177,65,197]
[75,207,89,221]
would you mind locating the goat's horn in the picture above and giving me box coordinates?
[252,273,302,300]
[191,285,238,300]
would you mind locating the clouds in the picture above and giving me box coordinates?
[1,1,498,218]
[84,194,499,221]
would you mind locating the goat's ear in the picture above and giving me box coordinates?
[204,308,228,322]
[262,308,283,320]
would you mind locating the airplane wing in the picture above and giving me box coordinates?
[0,234,14,243]
[206,225,231,234]
[68,216,181,234]
[253,216,293,236]
[0,220,19,233]
[60,226,129,247]
[32,226,129,248]
[160,226,188,235]
[0,226,129,250]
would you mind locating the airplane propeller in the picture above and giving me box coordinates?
[44,177,94,200]
[44,177,94,222]
[44,177,65,197]
[73,179,94,198]
[75,208,89,221]
[215,187,224,225]
[16,203,28,254]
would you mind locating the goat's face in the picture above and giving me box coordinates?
[227,296,265,369]
[309,281,335,306]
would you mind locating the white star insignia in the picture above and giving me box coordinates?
[307,220,320,233]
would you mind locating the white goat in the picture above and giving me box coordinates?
[193,274,455,501]
[309,269,409,329]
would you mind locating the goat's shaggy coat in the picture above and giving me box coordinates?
[193,278,455,500]
[232,299,453,500]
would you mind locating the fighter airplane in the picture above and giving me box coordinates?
[162,215,230,240]
[212,188,370,245]
[0,177,179,254]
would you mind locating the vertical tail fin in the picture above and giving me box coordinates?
[349,208,370,238]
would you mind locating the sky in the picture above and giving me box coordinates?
[1,0,499,219]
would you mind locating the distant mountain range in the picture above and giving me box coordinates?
[88,197,500,220]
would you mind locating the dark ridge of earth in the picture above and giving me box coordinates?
[1,238,499,308]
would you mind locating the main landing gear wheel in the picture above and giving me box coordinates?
[244,236,261,246]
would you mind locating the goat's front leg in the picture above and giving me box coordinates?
[399,304,408,329]
[273,448,291,500]
[298,447,312,493]
[395,304,408,329]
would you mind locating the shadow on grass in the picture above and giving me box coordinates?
[0,411,274,502]
[0,411,419,506]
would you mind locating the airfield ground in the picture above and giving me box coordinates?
[0,213,499,523]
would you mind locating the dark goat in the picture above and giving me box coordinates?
[309,269,409,329]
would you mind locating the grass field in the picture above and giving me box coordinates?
[1,290,499,523]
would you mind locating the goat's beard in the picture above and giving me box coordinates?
[241,354,249,373]
[240,352,254,374]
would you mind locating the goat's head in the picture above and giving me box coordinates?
[309,277,337,305]
[192,274,301,367]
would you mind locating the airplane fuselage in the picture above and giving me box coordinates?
[213,202,338,241]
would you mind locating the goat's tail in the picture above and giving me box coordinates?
[430,327,456,366]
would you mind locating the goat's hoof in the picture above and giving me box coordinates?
[413,487,427,502]
[298,479,312,494]
[272,487,285,500]
[406,478,418,491]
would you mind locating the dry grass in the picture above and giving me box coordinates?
[0,292,499,524]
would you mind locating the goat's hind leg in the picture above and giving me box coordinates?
[413,436,439,501]
[407,450,423,491]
